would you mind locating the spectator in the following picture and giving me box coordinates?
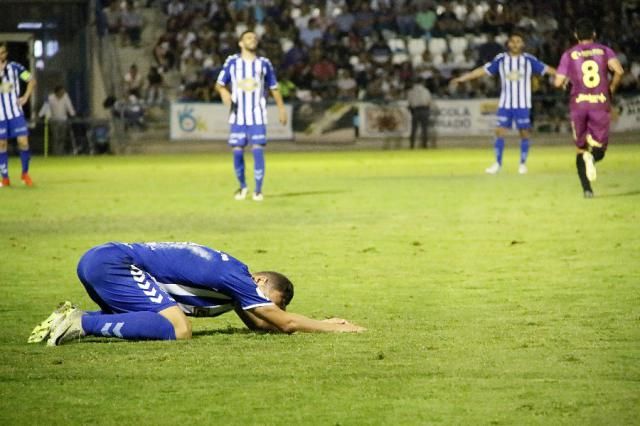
[124,64,144,98]
[153,37,175,72]
[333,4,355,36]
[353,2,376,37]
[121,0,144,47]
[145,66,164,106]
[477,34,504,66]
[368,34,392,66]
[300,18,324,48]
[415,2,437,36]
[396,4,418,36]
[103,1,122,37]
[336,68,357,100]
[407,79,432,149]
[42,85,77,155]
[166,0,185,17]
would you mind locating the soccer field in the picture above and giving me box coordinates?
[1,144,639,424]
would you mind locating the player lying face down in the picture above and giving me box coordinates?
[29,242,365,346]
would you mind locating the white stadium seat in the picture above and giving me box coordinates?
[449,36,468,55]
[428,37,448,57]
[407,38,427,57]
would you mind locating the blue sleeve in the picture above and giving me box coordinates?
[264,59,278,89]
[223,266,274,310]
[216,56,232,85]
[484,55,501,76]
[12,62,32,82]
[528,55,547,75]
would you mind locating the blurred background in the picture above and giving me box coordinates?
[2,0,639,154]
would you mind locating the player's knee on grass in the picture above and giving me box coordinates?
[159,306,192,340]
[174,319,192,340]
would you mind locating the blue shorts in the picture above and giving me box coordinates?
[228,124,267,147]
[0,116,29,139]
[76,243,177,314]
[496,108,531,130]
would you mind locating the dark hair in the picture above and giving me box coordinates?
[239,30,256,41]
[509,30,526,42]
[257,271,294,307]
[575,18,596,40]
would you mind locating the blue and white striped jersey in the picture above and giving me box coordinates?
[216,54,278,125]
[0,61,31,121]
[484,53,547,109]
[117,242,274,317]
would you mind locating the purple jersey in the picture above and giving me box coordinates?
[557,42,617,111]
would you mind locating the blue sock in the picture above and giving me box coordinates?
[233,149,246,188]
[252,147,265,193]
[520,138,530,164]
[19,149,30,174]
[81,311,176,340]
[0,151,8,178]
[494,137,505,165]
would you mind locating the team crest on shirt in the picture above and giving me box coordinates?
[0,82,14,93]
[238,78,259,91]
[506,70,523,81]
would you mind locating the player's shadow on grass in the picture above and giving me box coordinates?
[192,328,254,336]
[268,190,346,198]
[599,190,640,198]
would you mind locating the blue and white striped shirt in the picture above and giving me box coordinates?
[216,54,278,125]
[0,61,31,121]
[484,53,547,109]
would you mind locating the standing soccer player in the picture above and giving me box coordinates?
[216,31,287,201]
[554,18,624,198]
[0,41,36,187]
[451,32,555,174]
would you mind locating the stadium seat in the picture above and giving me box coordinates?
[469,33,488,47]
[387,37,407,53]
[449,36,468,56]
[280,38,294,53]
[407,38,427,57]
[428,37,447,57]
[392,52,409,64]
[495,33,508,45]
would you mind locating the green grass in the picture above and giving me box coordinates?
[1,144,639,425]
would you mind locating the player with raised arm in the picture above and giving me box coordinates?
[451,32,555,174]
[28,242,364,346]
[554,18,624,198]
[0,42,36,187]
[216,31,287,202]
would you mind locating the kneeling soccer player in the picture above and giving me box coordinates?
[29,241,365,346]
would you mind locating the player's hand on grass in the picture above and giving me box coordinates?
[322,317,366,332]
[322,317,349,324]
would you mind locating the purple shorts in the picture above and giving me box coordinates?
[570,109,610,150]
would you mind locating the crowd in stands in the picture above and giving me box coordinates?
[101,0,640,105]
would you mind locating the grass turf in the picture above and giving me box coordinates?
[1,144,639,425]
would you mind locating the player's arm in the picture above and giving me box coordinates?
[553,73,568,89]
[215,83,232,108]
[450,66,488,85]
[19,72,36,107]
[544,65,557,76]
[269,87,287,125]
[241,304,365,333]
[607,57,624,95]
